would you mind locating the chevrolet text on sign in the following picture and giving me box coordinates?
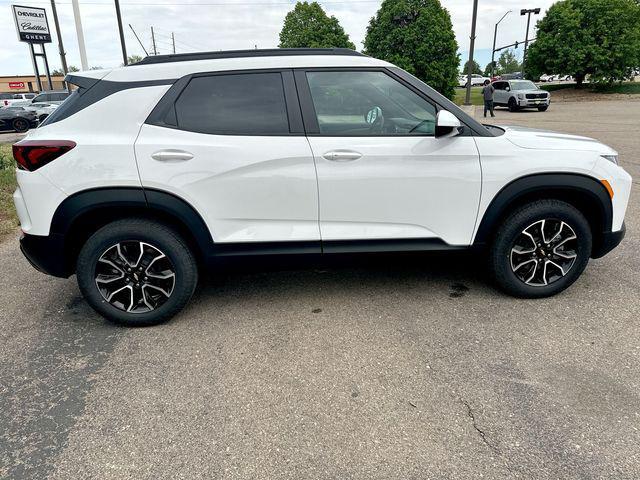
[12,5,51,43]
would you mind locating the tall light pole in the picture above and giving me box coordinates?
[464,0,479,105]
[521,8,540,77]
[491,10,511,79]
[71,0,88,70]
[114,0,128,65]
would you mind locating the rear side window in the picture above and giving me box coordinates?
[174,73,290,135]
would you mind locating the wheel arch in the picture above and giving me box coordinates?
[50,187,213,275]
[473,173,613,257]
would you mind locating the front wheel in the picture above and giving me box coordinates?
[76,219,198,326]
[488,200,592,298]
[538,106,549,112]
[508,98,519,112]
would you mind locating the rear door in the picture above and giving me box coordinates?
[296,68,481,246]
[135,70,320,246]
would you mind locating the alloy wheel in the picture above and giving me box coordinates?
[510,219,578,287]
[95,241,176,313]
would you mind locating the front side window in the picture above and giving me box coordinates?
[32,94,47,103]
[306,71,437,136]
[174,72,290,135]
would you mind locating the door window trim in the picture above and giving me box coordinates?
[294,67,443,137]
[145,68,305,136]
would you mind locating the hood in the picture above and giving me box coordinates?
[500,125,617,155]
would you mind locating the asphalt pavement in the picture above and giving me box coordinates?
[1,99,639,479]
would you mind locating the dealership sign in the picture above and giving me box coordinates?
[12,5,51,43]
[9,82,25,89]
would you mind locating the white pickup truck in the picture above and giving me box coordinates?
[0,92,36,108]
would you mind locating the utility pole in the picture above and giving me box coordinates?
[129,24,149,56]
[114,0,128,65]
[151,26,157,55]
[171,32,176,54]
[71,0,88,70]
[464,0,479,105]
[491,10,511,79]
[50,0,68,81]
[521,8,541,77]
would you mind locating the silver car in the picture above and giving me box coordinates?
[492,79,550,112]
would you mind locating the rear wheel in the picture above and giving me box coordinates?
[489,200,592,298]
[76,219,198,326]
[12,118,29,133]
[508,98,519,112]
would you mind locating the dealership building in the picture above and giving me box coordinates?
[0,75,66,93]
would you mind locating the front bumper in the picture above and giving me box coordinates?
[592,222,626,259]
[518,98,550,107]
[20,232,71,278]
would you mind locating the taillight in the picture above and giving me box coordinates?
[13,140,76,171]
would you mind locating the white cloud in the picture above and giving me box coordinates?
[1,0,556,75]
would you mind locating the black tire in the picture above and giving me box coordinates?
[12,118,29,133]
[508,98,519,112]
[538,106,548,112]
[38,114,48,123]
[488,200,592,298]
[76,218,198,327]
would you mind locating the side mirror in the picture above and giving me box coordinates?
[435,110,461,138]
[365,106,382,124]
[505,86,511,91]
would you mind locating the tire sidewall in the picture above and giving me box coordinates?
[77,220,197,326]
[13,118,28,133]
[491,202,592,298]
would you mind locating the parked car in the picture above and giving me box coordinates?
[1,92,36,108]
[30,90,70,107]
[492,79,551,111]
[458,74,490,87]
[500,72,524,80]
[0,107,37,132]
[22,103,59,123]
[539,74,554,82]
[13,48,631,326]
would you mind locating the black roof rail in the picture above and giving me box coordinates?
[131,48,365,66]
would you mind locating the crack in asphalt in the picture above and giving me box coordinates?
[460,399,499,453]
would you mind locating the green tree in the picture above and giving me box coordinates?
[496,50,521,75]
[279,1,355,49]
[364,0,459,99]
[483,61,496,77]
[526,0,640,86]
[51,65,79,76]
[462,59,482,75]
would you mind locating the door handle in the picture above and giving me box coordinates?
[322,150,362,162]
[151,150,194,162]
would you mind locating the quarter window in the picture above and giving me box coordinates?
[174,72,290,135]
[306,71,437,136]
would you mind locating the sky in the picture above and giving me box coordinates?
[1,0,558,76]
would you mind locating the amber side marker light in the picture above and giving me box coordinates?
[601,179,614,199]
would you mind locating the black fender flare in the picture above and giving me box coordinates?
[473,173,613,247]
[50,187,214,270]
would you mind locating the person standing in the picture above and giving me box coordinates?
[481,79,495,118]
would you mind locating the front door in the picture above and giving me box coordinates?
[298,69,481,246]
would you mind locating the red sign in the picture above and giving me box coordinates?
[9,82,25,89]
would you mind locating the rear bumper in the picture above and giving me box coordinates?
[19,232,71,278]
[592,223,626,259]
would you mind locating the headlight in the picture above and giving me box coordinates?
[517,93,524,99]
[601,155,618,165]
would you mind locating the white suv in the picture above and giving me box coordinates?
[12,48,631,326]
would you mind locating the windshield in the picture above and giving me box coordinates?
[510,81,538,91]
